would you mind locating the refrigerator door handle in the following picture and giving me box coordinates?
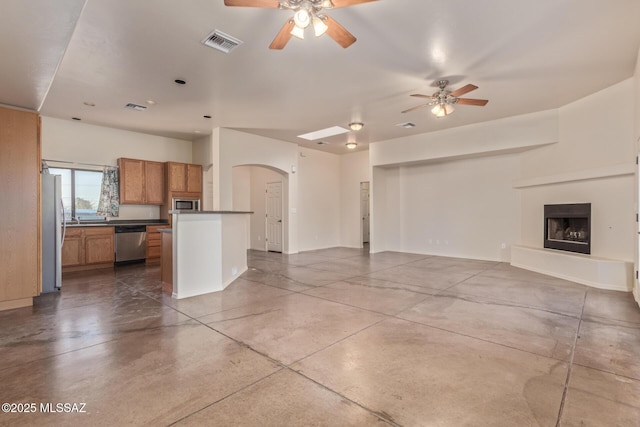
[60,198,66,245]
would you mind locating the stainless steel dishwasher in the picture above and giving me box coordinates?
[114,225,147,263]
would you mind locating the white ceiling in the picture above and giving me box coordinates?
[2,0,640,154]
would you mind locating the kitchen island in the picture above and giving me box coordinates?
[168,210,252,299]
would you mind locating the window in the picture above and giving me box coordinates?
[49,168,104,221]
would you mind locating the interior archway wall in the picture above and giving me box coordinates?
[232,165,289,253]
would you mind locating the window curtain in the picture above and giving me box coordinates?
[97,166,119,217]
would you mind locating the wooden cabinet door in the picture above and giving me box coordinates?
[167,162,187,192]
[62,229,85,267]
[85,227,114,264]
[0,107,40,303]
[187,164,202,194]
[119,158,145,204]
[144,161,165,205]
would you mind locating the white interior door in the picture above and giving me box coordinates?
[361,181,370,244]
[266,181,283,253]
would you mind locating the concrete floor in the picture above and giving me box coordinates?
[1,247,639,426]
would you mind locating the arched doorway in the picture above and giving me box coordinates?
[232,165,289,253]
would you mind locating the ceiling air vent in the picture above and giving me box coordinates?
[125,103,147,111]
[316,141,330,145]
[396,122,416,128]
[202,30,243,53]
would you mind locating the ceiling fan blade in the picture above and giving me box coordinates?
[456,98,489,106]
[324,15,357,48]
[224,0,280,7]
[269,20,294,49]
[401,104,429,114]
[450,84,478,97]
[330,0,378,8]
[410,94,433,99]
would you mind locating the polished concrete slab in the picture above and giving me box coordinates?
[1,247,638,426]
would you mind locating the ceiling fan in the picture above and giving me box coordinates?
[223,0,378,49]
[402,80,489,118]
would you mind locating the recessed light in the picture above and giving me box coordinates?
[194,130,201,134]
[146,100,156,105]
[72,117,81,121]
[174,79,186,85]
[203,115,212,119]
[83,102,95,107]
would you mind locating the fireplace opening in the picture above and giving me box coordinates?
[544,203,591,254]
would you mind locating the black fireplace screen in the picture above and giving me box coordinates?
[544,203,591,254]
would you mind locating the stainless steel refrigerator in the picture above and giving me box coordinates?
[41,173,64,292]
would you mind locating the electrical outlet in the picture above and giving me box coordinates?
[231,267,238,276]
[501,243,506,249]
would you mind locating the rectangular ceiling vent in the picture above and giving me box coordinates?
[202,30,243,53]
[316,141,330,145]
[124,103,147,111]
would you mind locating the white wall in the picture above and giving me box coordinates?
[214,128,299,253]
[373,154,520,261]
[232,165,288,251]
[633,47,640,303]
[340,150,370,248]
[297,147,341,251]
[519,79,636,262]
[369,110,556,259]
[41,116,192,219]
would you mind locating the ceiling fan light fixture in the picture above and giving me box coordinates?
[293,9,311,28]
[290,24,305,39]
[431,103,454,118]
[312,16,328,37]
[321,0,333,8]
[346,142,357,150]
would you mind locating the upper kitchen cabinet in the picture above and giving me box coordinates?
[118,158,165,205]
[0,106,41,311]
[166,162,202,195]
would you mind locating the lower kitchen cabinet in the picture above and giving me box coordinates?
[62,227,114,273]
[146,225,169,262]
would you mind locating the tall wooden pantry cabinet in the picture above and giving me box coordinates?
[0,106,41,311]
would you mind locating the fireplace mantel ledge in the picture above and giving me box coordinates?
[512,163,634,189]
[511,245,633,292]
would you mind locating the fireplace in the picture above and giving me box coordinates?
[544,203,591,254]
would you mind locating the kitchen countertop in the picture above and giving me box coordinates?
[66,219,169,228]
[169,210,253,215]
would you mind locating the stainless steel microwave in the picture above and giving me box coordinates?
[172,198,200,211]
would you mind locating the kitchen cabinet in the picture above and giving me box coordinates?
[166,162,202,195]
[118,158,165,205]
[187,164,202,193]
[62,227,114,273]
[144,161,165,205]
[61,228,85,267]
[0,106,41,311]
[160,230,173,294]
[146,225,169,262]
[85,228,115,264]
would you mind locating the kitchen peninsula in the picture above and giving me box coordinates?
[166,210,252,299]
